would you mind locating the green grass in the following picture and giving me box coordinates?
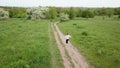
[58,16,120,68]
[48,23,64,68]
[0,18,64,68]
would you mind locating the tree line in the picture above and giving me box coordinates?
[0,6,120,21]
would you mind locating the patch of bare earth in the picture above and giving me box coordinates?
[51,23,90,68]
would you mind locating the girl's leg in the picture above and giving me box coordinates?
[66,39,69,44]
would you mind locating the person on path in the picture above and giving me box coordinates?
[65,33,71,44]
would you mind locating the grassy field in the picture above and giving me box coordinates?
[0,19,64,68]
[58,16,120,68]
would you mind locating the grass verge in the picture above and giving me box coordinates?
[58,16,120,68]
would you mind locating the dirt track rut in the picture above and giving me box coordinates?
[51,23,90,68]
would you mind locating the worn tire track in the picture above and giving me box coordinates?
[51,23,73,68]
[52,23,90,68]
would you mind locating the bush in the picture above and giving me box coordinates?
[81,31,88,36]
[0,8,9,20]
[26,7,48,20]
[81,10,94,18]
[118,15,120,18]
[46,7,57,19]
[9,8,26,18]
[73,23,77,26]
[69,7,77,19]
[59,13,69,22]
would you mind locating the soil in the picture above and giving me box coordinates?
[51,23,90,68]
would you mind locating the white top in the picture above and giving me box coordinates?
[65,35,71,39]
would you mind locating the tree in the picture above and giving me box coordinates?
[97,8,107,19]
[9,8,26,18]
[69,7,77,19]
[97,8,107,16]
[105,8,114,18]
[76,8,82,17]
[47,7,57,19]
[114,8,120,15]
[56,8,69,17]
[114,7,120,18]
[59,13,69,22]
[26,7,48,20]
[0,8,9,20]
[81,10,94,18]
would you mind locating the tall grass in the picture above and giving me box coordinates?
[58,16,120,68]
[0,18,63,68]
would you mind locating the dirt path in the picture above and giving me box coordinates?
[51,23,90,68]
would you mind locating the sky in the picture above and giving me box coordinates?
[0,0,120,7]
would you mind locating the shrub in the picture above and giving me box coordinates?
[118,15,120,18]
[81,31,88,36]
[0,8,9,20]
[81,10,94,18]
[9,8,26,18]
[26,7,48,20]
[46,7,57,19]
[96,48,105,56]
[59,13,69,22]
[76,26,84,29]
[73,23,77,26]
[69,7,77,19]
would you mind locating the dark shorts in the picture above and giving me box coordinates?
[66,39,69,44]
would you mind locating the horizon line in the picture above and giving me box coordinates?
[0,5,120,8]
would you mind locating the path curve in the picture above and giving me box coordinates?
[52,23,90,68]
